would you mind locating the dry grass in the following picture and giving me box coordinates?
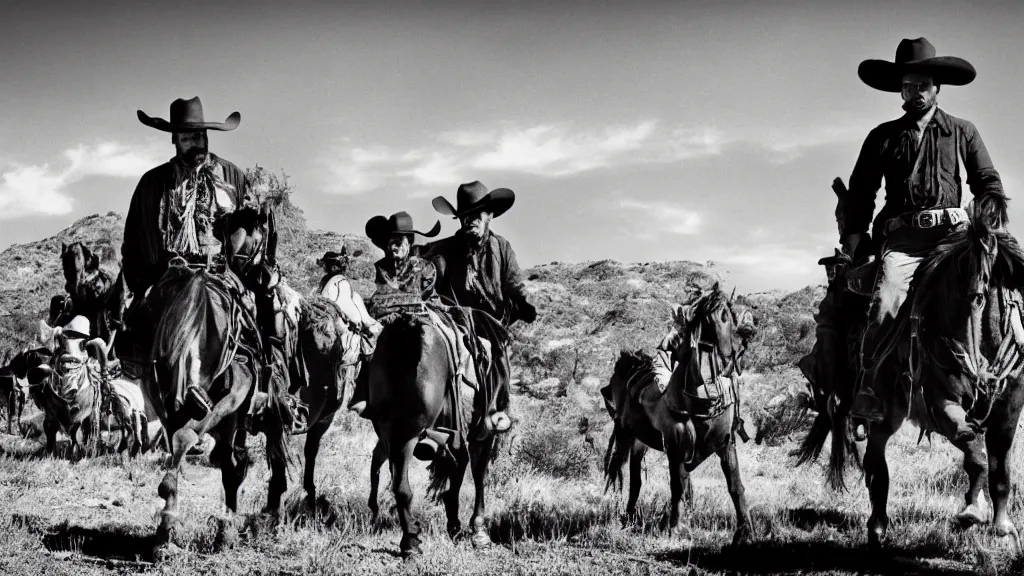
[2,381,1024,576]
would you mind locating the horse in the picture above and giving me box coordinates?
[56,241,129,343]
[27,317,147,457]
[366,302,510,556]
[230,207,364,514]
[798,197,1024,549]
[601,283,757,545]
[141,202,364,558]
[0,349,37,435]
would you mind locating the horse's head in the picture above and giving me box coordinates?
[675,283,757,371]
[219,204,276,281]
[60,241,99,295]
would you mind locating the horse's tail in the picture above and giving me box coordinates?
[152,273,209,407]
[425,447,462,504]
[603,421,633,494]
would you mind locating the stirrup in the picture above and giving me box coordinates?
[286,395,311,434]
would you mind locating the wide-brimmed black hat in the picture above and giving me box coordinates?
[858,37,976,93]
[316,245,363,270]
[432,181,515,219]
[138,96,241,132]
[364,211,441,250]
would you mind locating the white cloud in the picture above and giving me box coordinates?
[0,141,163,220]
[619,198,702,235]
[320,118,863,196]
[708,243,821,279]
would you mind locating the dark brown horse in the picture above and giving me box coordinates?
[799,201,1024,549]
[143,205,295,558]
[57,241,129,343]
[0,351,30,434]
[601,284,757,545]
[366,306,509,556]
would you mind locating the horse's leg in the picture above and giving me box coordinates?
[468,433,495,549]
[390,437,422,556]
[368,438,387,520]
[984,380,1024,548]
[155,378,251,555]
[70,422,83,460]
[208,419,246,550]
[265,423,288,515]
[625,441,646,523]
[43,416,58,455]
[864,391,905,550]
[718,437,753,545]
[927,377,991,527]
[303,412,336,508]
[443,446,470,539]
[666,445,692,537]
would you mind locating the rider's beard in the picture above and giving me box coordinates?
[177,146,209,167]
[902,95,936,119]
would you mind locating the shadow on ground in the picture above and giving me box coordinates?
[656,540,983,576]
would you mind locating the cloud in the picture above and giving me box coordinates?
[322,119,720,196]
[320,118,865,196]
[0,141,163,220]
[705,243,822,281]
[619,198,702,236]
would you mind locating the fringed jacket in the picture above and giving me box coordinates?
[121,153,251,295]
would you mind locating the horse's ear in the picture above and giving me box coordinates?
[38,320,55,352]
[712,281,720,294]
[730,286,737,302]
[60,242,68,256]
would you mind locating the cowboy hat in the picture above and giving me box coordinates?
[138,96,241,132]
[61,316,92,340]
[817,248,853,267]
[858,37,976,93]
[364,211,441,251]
[316,245,364,269]
[432,181,515,219]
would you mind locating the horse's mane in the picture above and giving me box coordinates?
[613,349,653,378]
[873,222,1024,372]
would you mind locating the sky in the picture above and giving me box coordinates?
[2,0,1023,293]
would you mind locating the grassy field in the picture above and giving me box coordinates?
[2,368,1024,576]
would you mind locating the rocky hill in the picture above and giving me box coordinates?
[0,168,825,412]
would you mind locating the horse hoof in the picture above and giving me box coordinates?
[212,516,239,551]
[471,528,492,549]
[400,534,422,558]
[732,524,754,546]
[447,522,463,540]
[954,504,990,529]
[152,542,183,563]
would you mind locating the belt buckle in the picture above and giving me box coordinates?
[914,211,936,228]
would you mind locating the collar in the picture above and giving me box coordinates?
[901,106,952,136]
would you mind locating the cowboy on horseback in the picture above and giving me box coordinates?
[347,211,452,417]
[821,39,1008,432]
[119,96,302,426]
[422,181,538,432]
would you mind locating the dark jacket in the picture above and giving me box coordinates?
[121,154,249,295]
[423,230,530,325]
[841,107,1003,242]
[365,254,438,316]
